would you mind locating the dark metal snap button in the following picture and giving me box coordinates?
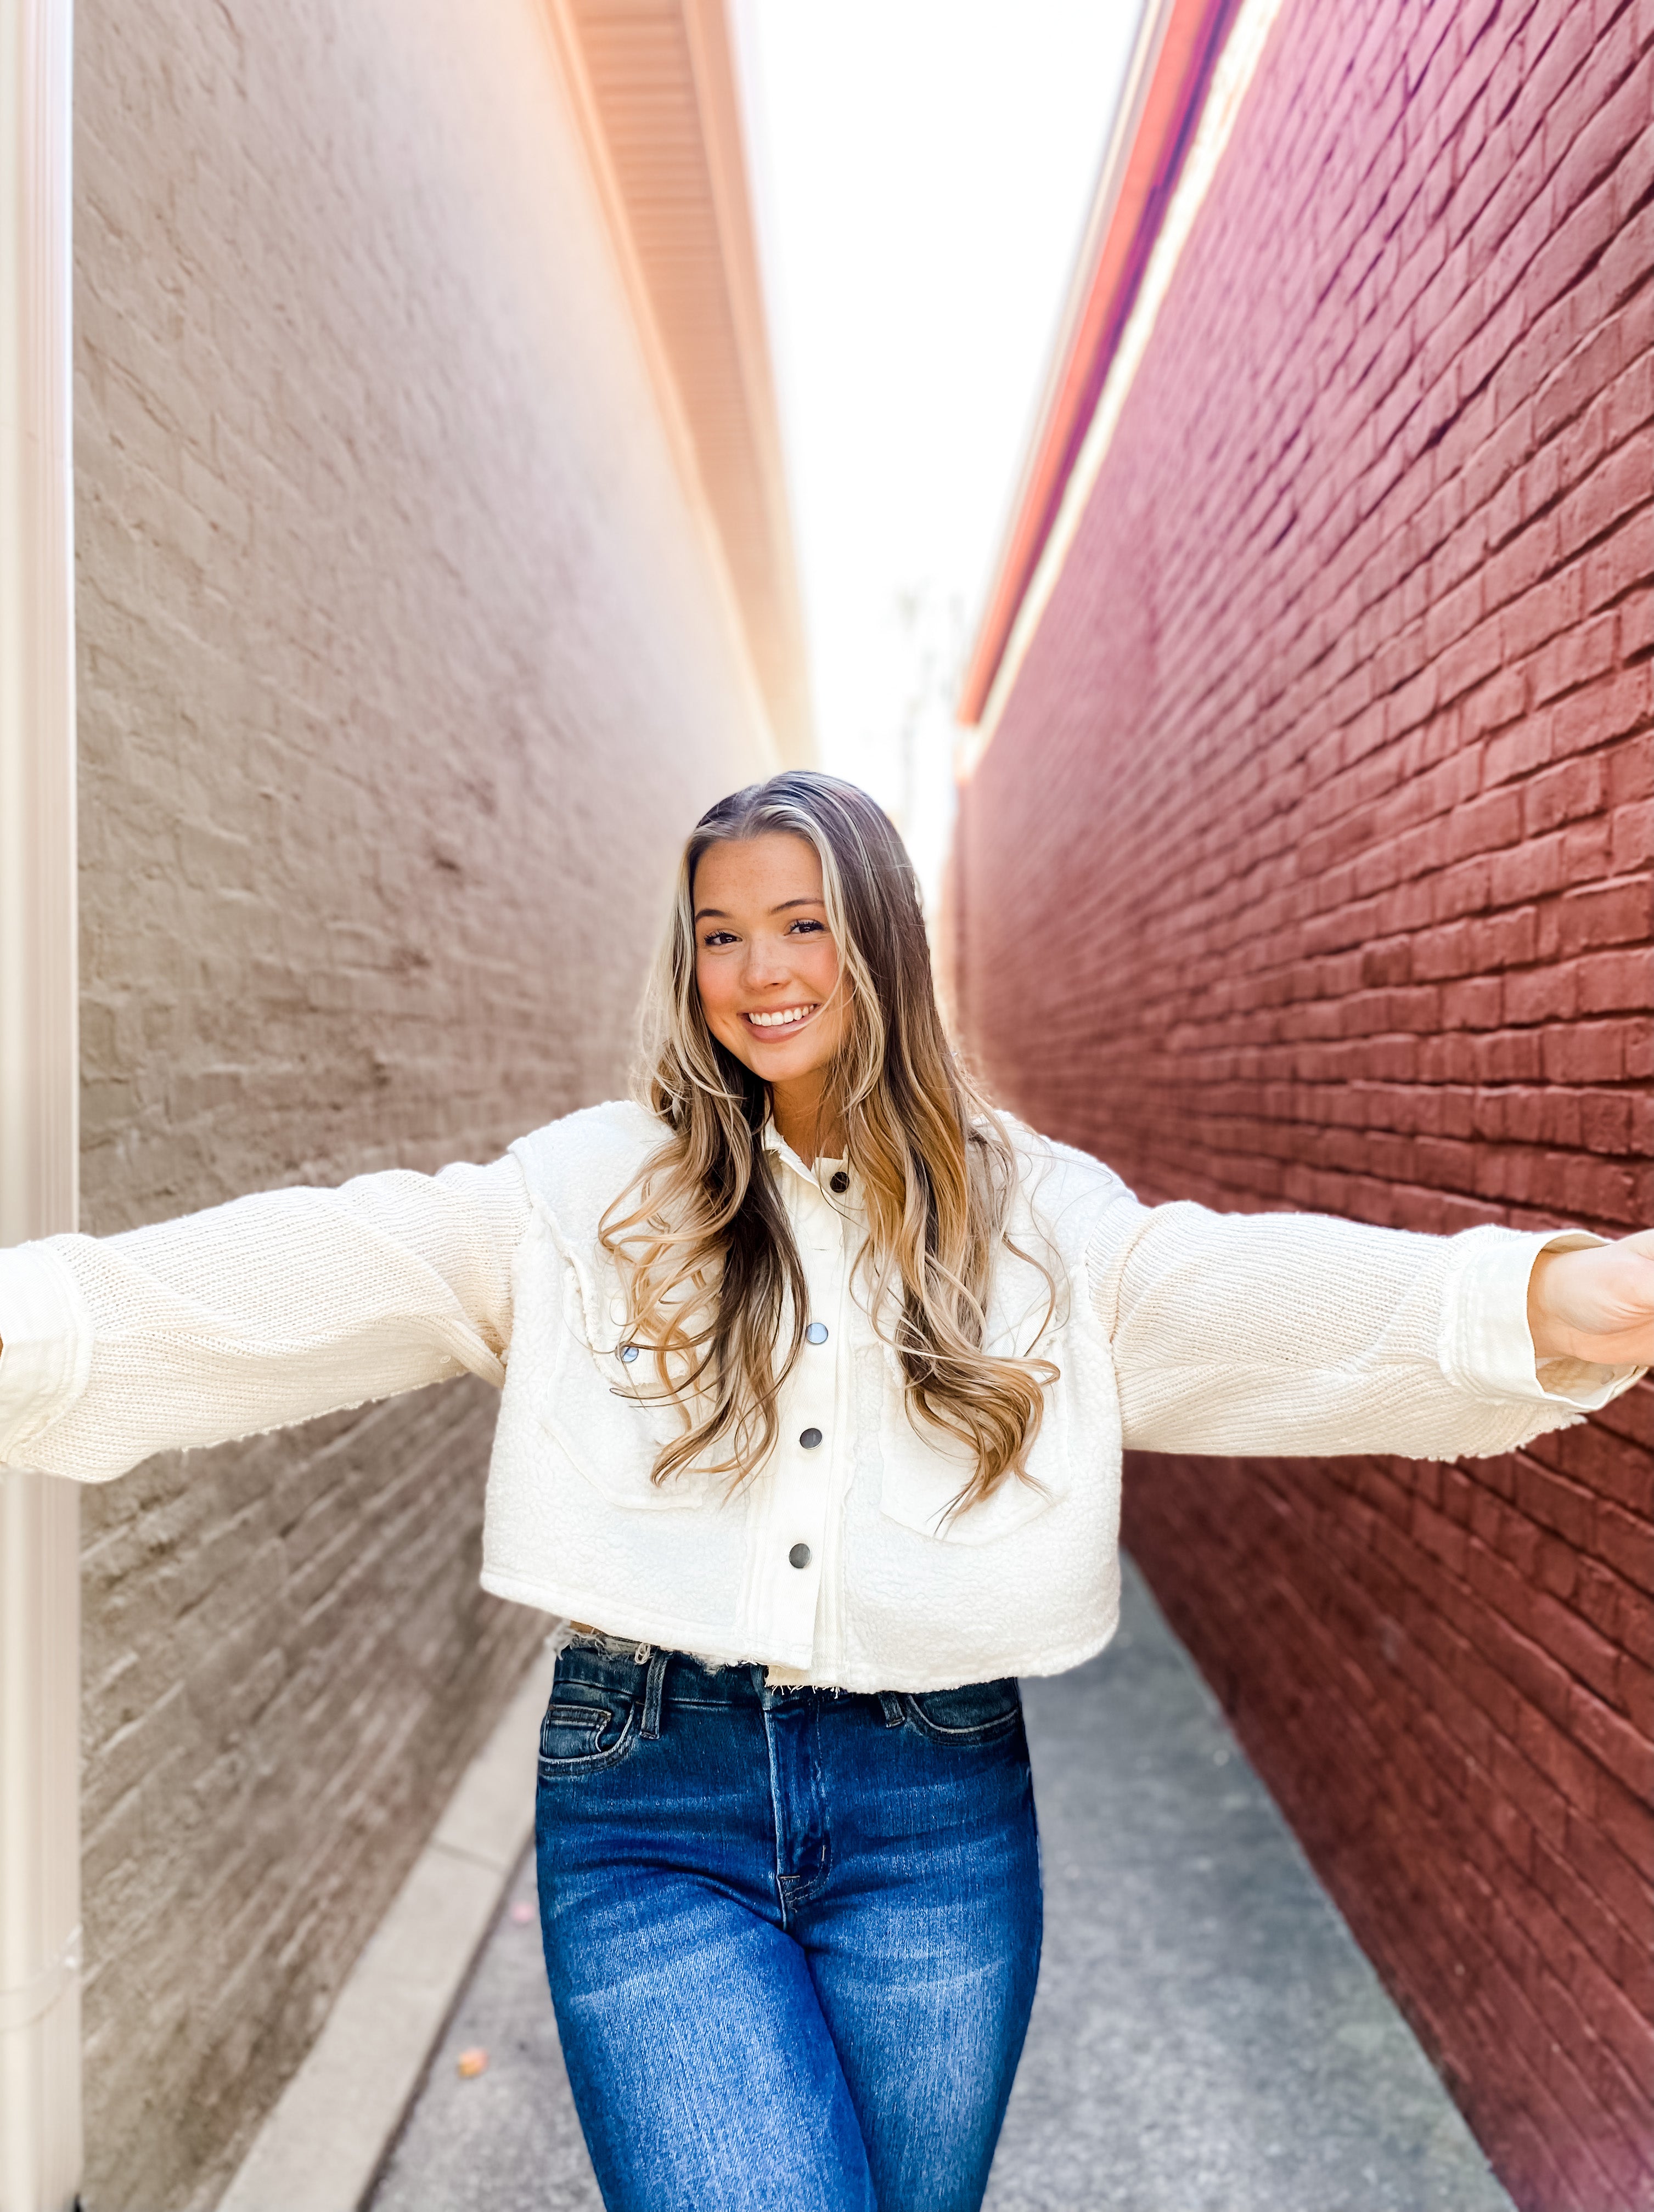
[805,1322,829,1345]
[829,1170,849,1194]
[799,1427,823,1449]
[789,1543,812,1570]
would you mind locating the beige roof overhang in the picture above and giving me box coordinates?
[545,0,813,763]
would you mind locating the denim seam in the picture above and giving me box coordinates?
[784,1712,834,1911]
[640,1649,669,1739]
[761,1701,791,1929]
[901,1688,1023,1745]
[903,1710,1022,1745]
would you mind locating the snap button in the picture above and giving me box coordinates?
[829,1170,849,1194]
[789,1543,812,1570]
[618,1344,640,1364]
[799,1427,823,1449]
[805,1322,829,1345]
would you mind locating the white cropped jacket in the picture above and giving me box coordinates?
[0,1101,1636,1690]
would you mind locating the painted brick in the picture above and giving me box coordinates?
[73,0,778,2204]
[948,0,1654,2205]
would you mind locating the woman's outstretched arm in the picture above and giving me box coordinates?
[1090,1197,1646,1463]
[0,1153,531,1481]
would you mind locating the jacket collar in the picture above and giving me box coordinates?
[761,1119,848,1196]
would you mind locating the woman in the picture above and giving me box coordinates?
[1,771,1648,2212]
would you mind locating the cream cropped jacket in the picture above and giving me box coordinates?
[0,1101,1638,1691]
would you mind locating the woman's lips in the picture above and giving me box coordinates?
[741,1003,819,1038]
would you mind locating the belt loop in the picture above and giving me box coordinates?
[877,1692,905,1729]
[641,1647,670,1740]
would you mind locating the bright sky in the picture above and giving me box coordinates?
[731,0,1145,906]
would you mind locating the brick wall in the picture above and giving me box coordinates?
[72,0,777,2202]
[950,2,1652,2206]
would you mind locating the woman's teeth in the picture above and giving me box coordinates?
[747,1005,817,1029]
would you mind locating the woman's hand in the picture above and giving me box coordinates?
[1528,1232,1654,1370]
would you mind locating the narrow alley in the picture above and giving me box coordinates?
[367,1562,1515,2212]
[1,0,1646,2207]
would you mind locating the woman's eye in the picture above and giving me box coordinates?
[701,930,738,948]
[787,919,825,935]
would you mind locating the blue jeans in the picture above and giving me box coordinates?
[535,1641,1042,2212]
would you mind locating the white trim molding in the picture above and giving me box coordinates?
[0,0,82,2204]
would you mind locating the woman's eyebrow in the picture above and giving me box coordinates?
[691,897,824,921]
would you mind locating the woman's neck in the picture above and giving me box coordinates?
[769,1078,843,1167]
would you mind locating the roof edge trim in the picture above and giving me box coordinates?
[542,0,812,764]
[957,0,1283,759]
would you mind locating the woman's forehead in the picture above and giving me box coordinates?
[692,833,823,913]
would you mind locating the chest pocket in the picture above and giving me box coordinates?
[537,1236,713,1514]
[873,1263,1073,1547]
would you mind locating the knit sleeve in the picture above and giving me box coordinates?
[0,1152,531,1482]
[1087,1199,1642,1461]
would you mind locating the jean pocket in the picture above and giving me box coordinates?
[536,1688,639,1777]
[903,1677,1023,1744]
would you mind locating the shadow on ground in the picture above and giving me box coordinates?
[366,1559,1512,2212]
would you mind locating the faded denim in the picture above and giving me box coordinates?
[535,1640,1042,2212]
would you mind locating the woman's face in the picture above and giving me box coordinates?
[693,833,849,1103]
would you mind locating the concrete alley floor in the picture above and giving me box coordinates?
[366,1560,1514,2212]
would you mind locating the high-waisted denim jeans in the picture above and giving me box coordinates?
[534,1639,1042,2212]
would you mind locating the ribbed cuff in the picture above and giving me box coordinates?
[1439,1224,1642,1408]
[0,1242,93,1462]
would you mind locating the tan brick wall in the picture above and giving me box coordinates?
[71,0,778,2201]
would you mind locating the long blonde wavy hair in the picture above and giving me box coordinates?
[600,771,1056,1512]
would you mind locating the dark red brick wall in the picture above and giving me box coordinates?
[949,2,1652,2206]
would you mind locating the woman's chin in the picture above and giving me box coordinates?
[724,1035,835,1088]
[755,1046,829,1082]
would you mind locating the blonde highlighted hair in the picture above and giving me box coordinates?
[601,771,1054,1511]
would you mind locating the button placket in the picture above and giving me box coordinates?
[733,1140,859,1665]
[817,1181,865,1673]
[759,1171,841,1649]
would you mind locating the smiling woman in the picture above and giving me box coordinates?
[0,770,1649,2211]
[691,833,851,1147]
[601,772,1054,1507]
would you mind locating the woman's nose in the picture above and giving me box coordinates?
[741,939,789,986]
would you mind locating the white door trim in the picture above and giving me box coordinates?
[0,0,82,2203]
